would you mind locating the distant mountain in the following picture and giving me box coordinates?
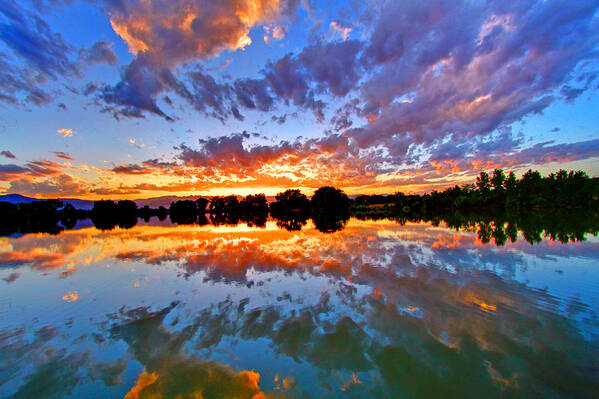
[0,194,199,210]
[0,194,40,204]
[0,194,95,210]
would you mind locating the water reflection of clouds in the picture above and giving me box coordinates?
[1,219,599,397]
[2,220,599,299]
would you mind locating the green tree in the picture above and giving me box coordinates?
[505,172,517,192]
[476,171,491,194]
[491,169,506,191]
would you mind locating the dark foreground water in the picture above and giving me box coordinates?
[1,218,598,398]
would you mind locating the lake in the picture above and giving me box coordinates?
[1,217,598,398]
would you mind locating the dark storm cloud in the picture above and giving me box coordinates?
[1,150,16,159]
[233,78,274,112]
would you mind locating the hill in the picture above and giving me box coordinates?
[0,194,96,210]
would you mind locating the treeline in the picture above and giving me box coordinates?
[353,168,599,217]
[0,199,170,235]
[1,169,597,238]
[0,186,352,235]
[168,188,350,232]
[353,208,599,246]
[0,200,87,235]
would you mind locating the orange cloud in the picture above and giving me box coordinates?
[57,128,75,137]
[109,0,287,65]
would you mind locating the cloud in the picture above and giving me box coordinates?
[53,151,74,160]
[0,164,30,181]
[421,135,599,178]
[79,41,118,66]
[0,1,81,106]
[93,36,363,123]
[6,174,88,197]
[328,21,352,41]
[2,0,599,194]
[57,128,75,137]
[0,159,65,181]
[206,58,233,72]
[0,2,79,79]
[95,131,390,193]
[346,0,599,161]
[107,0,295,66]
[88,0,302,121]
[129,138,145,148]
[112,163,153,175]
[1,150,16,159]
[264,24,287,44]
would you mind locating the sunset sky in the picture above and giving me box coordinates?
[0,0,598,199]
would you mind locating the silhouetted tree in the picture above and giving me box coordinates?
[157,206,168,221]
[91,200,119,230]
[209,196,241,216]
[311,186,350,233]
[240,194,268,215]
[169,200,198,224]
[0,201,19,235]
[271,189,311,215]
[90,200,138,230]
[196,198,209,214]
[348,168,599,236]
[117,200,138,228]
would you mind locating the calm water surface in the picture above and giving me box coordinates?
[1,218,598,398]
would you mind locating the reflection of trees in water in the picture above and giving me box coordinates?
[241,213,267,228]
[274,214,308,231]
[5,198,596,246]
[311,214,349,233]
[0,200,65,236]
[354,209,599,246]
[210,213,239,226]
[443,210,599,245]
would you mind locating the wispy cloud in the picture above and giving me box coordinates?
[53,151,74,160]
[1,150,16,159]
[57,128,75,137]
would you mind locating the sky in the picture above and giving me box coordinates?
[0,0,598,200]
